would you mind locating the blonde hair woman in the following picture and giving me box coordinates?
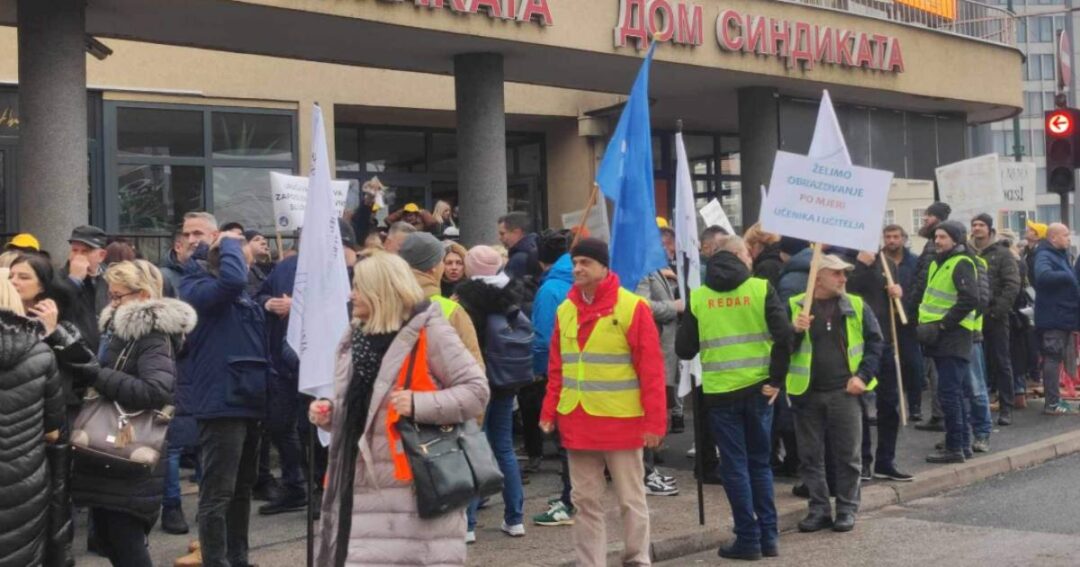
[70,260,196,566]
[441,241,468,297]
[0,268,64,566]
[742,222,784,286]
[312,252,489,567]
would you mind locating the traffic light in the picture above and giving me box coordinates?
[1045,108,1080,194]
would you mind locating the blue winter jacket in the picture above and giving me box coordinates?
[777,247,814,303]
[256,254,298,370]
[1033,240,1080,332]
[178,238,271,420]
[530,253,573,376]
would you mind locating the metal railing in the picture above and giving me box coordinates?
[781,0,1018,48]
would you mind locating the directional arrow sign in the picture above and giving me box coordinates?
[1047,110,1075,138]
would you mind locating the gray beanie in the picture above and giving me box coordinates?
[936,220,967,245]
[399,232,445,272]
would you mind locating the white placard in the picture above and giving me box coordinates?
[761,151,894,251]
[998,161,1037,212]
[561,202,611,242]
[935,154,1036,225]
[270,172,350,231]
[700,198,735,235]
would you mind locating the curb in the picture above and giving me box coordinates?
[547,428,1080,566]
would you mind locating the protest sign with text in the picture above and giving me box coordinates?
[270,172,349,231]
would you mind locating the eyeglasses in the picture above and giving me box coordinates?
[108,290,139,302]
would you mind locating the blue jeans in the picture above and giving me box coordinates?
[164,443,183,507]
[707,393,777,551]
[966,343,992,439]
[934,356,971,452]
[467,393,524,529]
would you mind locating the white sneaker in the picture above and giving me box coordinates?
[645,471,679,496]
[465,530,476,544]
[686,445,696,458]
[501,521,525,537]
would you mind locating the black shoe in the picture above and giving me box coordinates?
[915,417,945,432]
[718,544,762,561]
[860,463,873,481]
[252,478,283,502]
[925,449,965,464]
[697,472,724,485]
[161,503,190,534]
[761,542,779,558]
[792,483,809,498]
[258,490,307,515]
[873,466,914,482]
[832,512,856,532]
[671,415,686,434]
[798,513,833,532]
[997,409,1012,426]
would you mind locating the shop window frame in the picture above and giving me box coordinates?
[103,101,298,235]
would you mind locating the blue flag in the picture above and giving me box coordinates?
[595,43,667,291]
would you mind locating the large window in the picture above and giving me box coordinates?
[106,103,297,234]
[651,133,741,232]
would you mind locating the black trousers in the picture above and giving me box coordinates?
[983,320,1015,410]
[91,508,152,567]
[862,345,902,471]
[518,378,547,459]
[197,418,260,567]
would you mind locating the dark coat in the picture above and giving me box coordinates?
[777,247,814,302]
[1033,240,1080,331]
[845,253,899,344]
[972,239,1022,321]
[676,251,792,398]
[59,267,109,354]
[178,239,271,420]
[70,298,196,526]
[43,321,97,408]
[0,311,64,567]
[752,243,784,289]
[506,233,541,280]
[160,250,186,299]
[892,247,919,321]
[909,233,939,314]
[921,244,979,360]
[454,277,524,353]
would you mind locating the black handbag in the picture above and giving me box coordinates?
[395,338,503,519]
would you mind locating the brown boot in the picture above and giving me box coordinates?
[174,548,201,567]
[1015,394,1027,409]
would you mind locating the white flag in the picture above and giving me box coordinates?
[807,90,852,166]
[288,105,351,424]
[674,132,703,398]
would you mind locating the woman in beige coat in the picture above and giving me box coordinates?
[311,251,489,567]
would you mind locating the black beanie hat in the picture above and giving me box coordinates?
[571,237,609,268]
[927,202,952,222]
[972,213,994,230]
[538,229,571,265]
[936,220,967,245]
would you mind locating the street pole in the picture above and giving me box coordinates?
[1010,0,1025,164]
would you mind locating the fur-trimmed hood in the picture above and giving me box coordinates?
[99,298,197,342]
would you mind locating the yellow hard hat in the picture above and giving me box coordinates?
[403,203,420,213]
[1026,220,1048,239]
[656,217,669,229]
[6,233,40,251]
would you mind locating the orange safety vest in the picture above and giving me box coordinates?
[386,329,439,482]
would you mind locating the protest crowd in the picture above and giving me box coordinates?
[3,188,1080,567]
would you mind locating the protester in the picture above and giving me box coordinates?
[311,252,488,567]
[433,199,456,236]
[71,260,196,566]
[773,237,813,481]
[918,220,979,462]
[104,240,137,264]
[499,211,541,280]
[1002,231,1035,410]
[912,202,952,433]
[700,225,731,259]
[528,230,577,527]
[0,268,64,567]
[789,254,884,533]
[657,218,677,273]
[1023,220,1047,279]
[969,214,1020,426]
[676,235,791,560]
[243,229,273,296]
[62,224,111,352]
[159,230,188,295]
[688,226,727,481]
[634,221,684,496]
[5,231,41,253]
[965,245,994,453]
[385,221,417,253]
[399,232,483,366]
[178,225,270,567]
[1032,223,1080,415]
[744,223,784,287]
[386,202,438,232]
[539,237,667,567]
[846,248,912,482]
[456,245,528,542]
[441,241,468,297]
[881,224,924,421]
[777,239,815,302]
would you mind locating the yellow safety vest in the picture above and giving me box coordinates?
[787,293,877,396]
[432,295,460,319]
[919,254,978,331]
[690,278,773,394]
[556,287,645,417]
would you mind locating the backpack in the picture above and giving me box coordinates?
[483,307,535,393]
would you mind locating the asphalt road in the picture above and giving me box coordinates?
[662,452,1080,566]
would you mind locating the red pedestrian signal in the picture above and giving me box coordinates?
[1047,110,1075,138]
[1045,108,1080,194]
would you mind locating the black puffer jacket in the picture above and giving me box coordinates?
[0,311,65,567]
[454,277,524,352]
[70,298,196,526]
[43,320,97,409]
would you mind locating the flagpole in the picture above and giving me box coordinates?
[880,252,908,426]
[307,426,315,567]
[571,182,600,249]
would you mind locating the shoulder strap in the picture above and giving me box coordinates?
[402,338,421,391]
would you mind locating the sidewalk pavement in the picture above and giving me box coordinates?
[72,397,1080,566]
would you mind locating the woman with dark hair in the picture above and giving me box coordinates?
[104,240,138,265]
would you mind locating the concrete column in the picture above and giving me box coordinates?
[737,87,780,229]
[17,0,88,256]
[455,53,506,246]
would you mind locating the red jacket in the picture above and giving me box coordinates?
[540,272,667,451]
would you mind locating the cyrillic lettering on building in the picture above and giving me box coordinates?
[379,0,552,25]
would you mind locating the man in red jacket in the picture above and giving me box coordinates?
[540,238,667,567]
